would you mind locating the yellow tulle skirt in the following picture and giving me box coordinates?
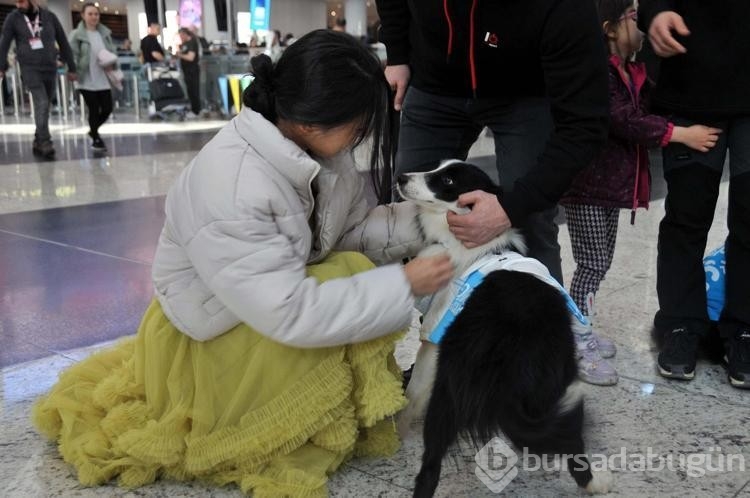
[32,252,407,497]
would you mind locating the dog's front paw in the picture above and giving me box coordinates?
[396,406,417,439]
[584,469,613,494]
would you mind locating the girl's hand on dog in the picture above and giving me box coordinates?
[404,254,454,296]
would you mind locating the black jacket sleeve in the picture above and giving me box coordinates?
[500,0,609,227]
[375,0,411,65]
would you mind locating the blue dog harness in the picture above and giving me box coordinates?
[423,252,590,344]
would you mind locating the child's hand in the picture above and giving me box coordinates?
[404,254,454,297]
[672,125,722,153]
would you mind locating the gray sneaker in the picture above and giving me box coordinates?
[576,334,618,385]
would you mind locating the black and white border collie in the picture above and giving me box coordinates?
[397,160,612,498]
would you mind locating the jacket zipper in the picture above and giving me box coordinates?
[631,147,639,225]
[443,0,454,63]
[469,0,479,97]
[616,57,641,225]
[443,0,479,97]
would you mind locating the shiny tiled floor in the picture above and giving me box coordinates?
[0,111,747,497]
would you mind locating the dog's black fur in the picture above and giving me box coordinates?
[398,162,605,497]
[414,272,592,497]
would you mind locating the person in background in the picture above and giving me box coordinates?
[69,2,118,151]
[234,42,249,55]
[176,27,200,117]
[0,0,77,158]
[560,0,721,386]
[117,38,134,56]
[140,22,164,63]
[249,31,259,48]
[191,26,210,52]
[264,29,282,63]
[332,17,347,32]
[32,30,452,496]
[638,1,750,387]
[1,46,16,113]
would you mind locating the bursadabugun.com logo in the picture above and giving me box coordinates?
[475,437,745,493]
[522,446,745,478]
[474,438,519,493]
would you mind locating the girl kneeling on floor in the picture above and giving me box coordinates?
[32,29,453,497]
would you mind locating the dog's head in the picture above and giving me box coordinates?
[397,160,525,262]
[396,160,501,215]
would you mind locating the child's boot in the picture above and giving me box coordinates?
[586,292,616,358]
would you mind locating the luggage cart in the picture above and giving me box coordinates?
[145,63,189,120]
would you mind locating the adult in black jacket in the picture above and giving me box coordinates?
[639,1,750,388]
[0,0,77,158]
[376,0,609,283]
[140,23,165,63]
[177,27,201,116]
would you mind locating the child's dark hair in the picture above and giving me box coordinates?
[595,0,634,27]
[243,29,396,203]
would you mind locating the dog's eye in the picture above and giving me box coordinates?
[442,176,454,186]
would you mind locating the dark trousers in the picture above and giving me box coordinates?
[21,68,57,143]
[656,115,750,338]
[396,86,562,282]
[79,89,113,139]
[183,67,200,114]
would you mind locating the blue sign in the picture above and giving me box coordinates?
[250,0,269,30]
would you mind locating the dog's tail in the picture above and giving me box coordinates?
[479,381,583,443]
[466,381,611,493]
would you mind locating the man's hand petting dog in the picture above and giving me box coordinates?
[404,254,454,296]
[447,190,512,248]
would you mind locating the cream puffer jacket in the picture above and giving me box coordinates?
[152,108,424,346]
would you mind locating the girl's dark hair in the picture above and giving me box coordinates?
[595,0,633,28]
[243,29,396,203]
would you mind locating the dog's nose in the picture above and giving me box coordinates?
[397,174,409,187]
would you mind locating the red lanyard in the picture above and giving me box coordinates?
[24,14,40,37]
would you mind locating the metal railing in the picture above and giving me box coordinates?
[0,52,267,121]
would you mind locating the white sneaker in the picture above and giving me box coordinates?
[185,111,198,119]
